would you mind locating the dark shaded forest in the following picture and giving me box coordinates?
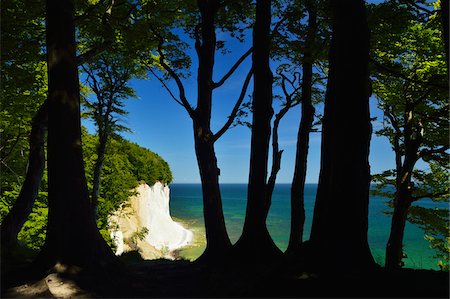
[1,0,449,297]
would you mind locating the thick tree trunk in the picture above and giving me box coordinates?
[234,0,282,261]
[286,3,316,255]
[195,0,231,261]
[194,125,231,259]
[35,0,117,271]
[1,101,48,247]
[309,0,375,274]
[385,187,412,269]
[91,133,107,220]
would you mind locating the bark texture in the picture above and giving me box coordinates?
[35,0,117,270]
[234,0,282,261]
[309,0,375,274]
[1,102,48,247]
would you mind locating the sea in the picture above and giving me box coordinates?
[168,183,446,270]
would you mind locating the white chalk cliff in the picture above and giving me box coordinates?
[109,182,193,259]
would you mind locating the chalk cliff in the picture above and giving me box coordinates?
[109,182,193,259]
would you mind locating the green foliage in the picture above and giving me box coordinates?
[369,0,449,269]
[81,52,142,139]
[17,192,48,250]
[124,227,149,251]
[1,0,47,194]
[0,128,172,250]
[408,163,450,270]
[118,138,173,186]
[81,129,172,245]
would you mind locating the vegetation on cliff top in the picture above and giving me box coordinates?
[0,128,172,250]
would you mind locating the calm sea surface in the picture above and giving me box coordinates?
[169,183,444,270]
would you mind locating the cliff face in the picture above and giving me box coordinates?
[109,182,193,259]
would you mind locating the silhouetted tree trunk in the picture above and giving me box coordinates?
[234,0,282,261]
[194,0,232,260]
[0,7,113,250]
[385,104,422,269]
[286,4,316,254]
[385,187,412,269]
[309,0,375,274]
[34,0,117,270]
[266,106,289,206]
[157,1,253,262]
[1,102,48,247]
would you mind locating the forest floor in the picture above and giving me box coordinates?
[1,251,449,298]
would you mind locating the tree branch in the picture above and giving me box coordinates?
[148,68,186,109]
[213,47,252,89]
[412,191,448,202]
[399,0,434,15]
[212,68,253,142]
[370,57,448,90]
[156,42,195,118]
[76,40,113,65]
[419,145,449,158]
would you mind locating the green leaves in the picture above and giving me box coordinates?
[370,0,449,270]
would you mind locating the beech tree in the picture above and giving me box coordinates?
[0,0,47,248]
[34,0,117,270]
[264,0,329,255]
[153,0,253,260]
[369,0,449,269]
[233,0,282,261]
[1,103,47,247]
[309,0,375,274]
[82,53,139,219]
[1,0,148,247]
[284,0,321,254]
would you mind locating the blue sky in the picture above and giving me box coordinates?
[83,26,403,184]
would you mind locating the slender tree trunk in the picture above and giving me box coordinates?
[385,109,420,269]
[91,133,107,220]
[1,101,48,247]
[385,186,412,269]
[195,0,231,261]
[234,0,282,261]
[286,6,316,255]
[266,108,288,211]
[309,0,375,274]
[35,0,117,271]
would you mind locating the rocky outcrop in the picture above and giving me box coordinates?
[109,182,193,259]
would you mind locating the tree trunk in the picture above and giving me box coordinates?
[34,0,117,271]
[286,3,316,255]
[309,0,375,274]
[385,105,420,269]
[91,133,107,220]
[195,0,231,261]
[234,0,282,261]
[194,125,231,259]
[1,101,48,248]
[385,186,412,269]
[266,109,287,212]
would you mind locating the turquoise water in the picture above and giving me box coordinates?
[169,183,443,270]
